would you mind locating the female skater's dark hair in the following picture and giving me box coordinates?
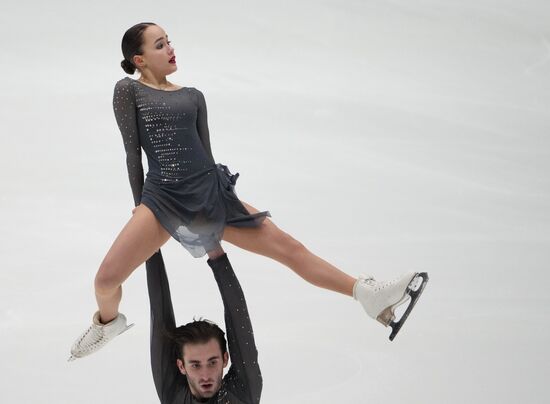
[120,22,156,74]
[166,318,228,361]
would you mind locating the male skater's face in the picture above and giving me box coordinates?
[177,338,229,399]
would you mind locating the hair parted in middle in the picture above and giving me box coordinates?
[166,318,228,361]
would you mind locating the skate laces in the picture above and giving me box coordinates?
[358,274,375,285]
[357,274,397,293]
[74,324,106,355]
[353,274,375,299]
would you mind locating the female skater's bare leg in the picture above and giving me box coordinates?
[70,204,171,360]
[222,201,356,297]
[95,204,171,323]
[224,201,429,340]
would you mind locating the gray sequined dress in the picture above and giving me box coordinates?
[113,77,270,257]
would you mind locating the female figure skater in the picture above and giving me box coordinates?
[69,22,428,360]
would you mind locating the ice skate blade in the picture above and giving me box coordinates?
[388,272,429,341]
[376,294,410,326]
[376,309,394,326]
[67,323,135,362]
[121,323,135,334]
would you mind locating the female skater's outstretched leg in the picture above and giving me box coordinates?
[69,204,171,360]
[222,201,356,296]
[95,204,171,322]
[223,201,429,341]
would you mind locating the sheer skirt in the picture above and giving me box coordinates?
[141,163,270,257]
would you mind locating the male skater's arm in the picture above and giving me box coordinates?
[209,254,262,404]
[146,250,184,402]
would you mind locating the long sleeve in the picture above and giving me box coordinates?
[113,78,144,206]
[146,250,183,402]
[194,88,215,163]
[210,255,262,404]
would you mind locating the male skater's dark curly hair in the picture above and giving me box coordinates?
[167,318,228,361]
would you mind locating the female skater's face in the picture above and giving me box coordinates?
[133,25,177,76]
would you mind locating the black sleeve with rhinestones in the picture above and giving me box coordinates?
[211,256,263,404]
[112,78,144,206]
[146,250,187,402]
[194,88,215,164]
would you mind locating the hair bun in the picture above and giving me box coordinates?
[121,59,136,75]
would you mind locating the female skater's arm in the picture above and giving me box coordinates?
[112,78,144,206]
[210,256,262,404]
[146,251,182,402]
[194,88,215,163]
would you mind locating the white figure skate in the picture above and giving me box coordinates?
[68,311,134,361]
[353,272,428,341]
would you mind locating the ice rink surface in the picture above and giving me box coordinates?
[1,0,549,402]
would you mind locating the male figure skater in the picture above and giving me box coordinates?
[146,251,262,404]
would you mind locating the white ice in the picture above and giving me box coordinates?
[1,0,549,403]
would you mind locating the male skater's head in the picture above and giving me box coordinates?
[171,319,229,400]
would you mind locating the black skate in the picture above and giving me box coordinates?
[387,272,429,341]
